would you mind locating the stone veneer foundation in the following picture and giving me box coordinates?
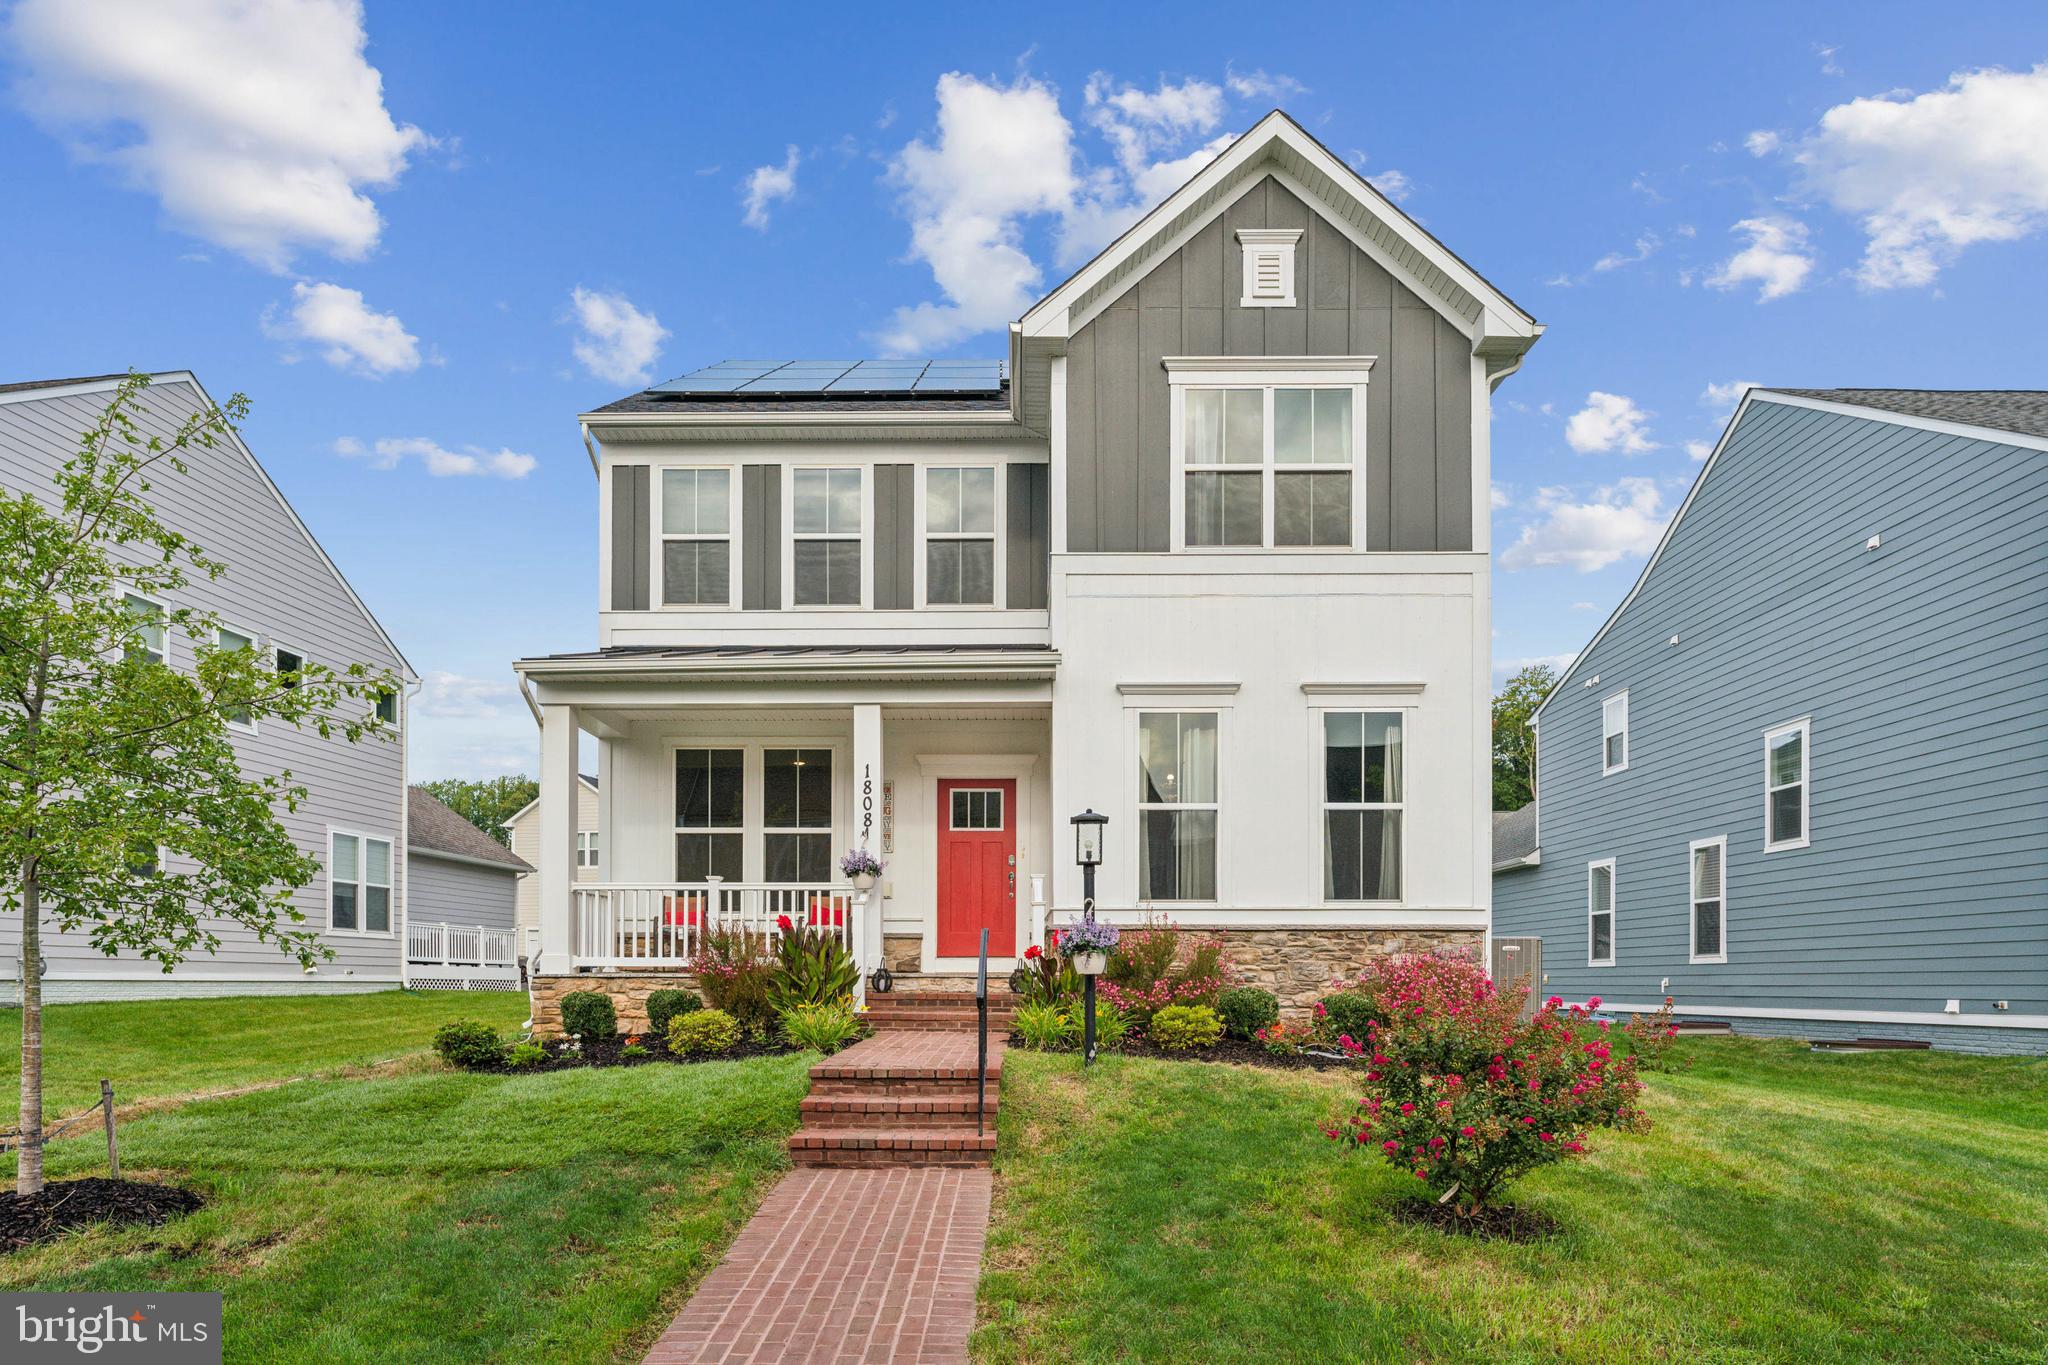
[530,971,699,1035]
[1100,927,1484,1015]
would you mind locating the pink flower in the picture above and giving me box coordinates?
[1539,1131,1555,1142]
[1459,1126,1477,1138]
[1382,1139,1400,1153]
[1399,1102,1416,1115]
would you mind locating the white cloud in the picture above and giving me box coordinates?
[1745,129,1782,157]
[1685,439,1715,461]
[265,281,419,375]
[337,435,534,480]
[1792,63,2048,289]
[1500,479,1670,573]
[1223,67,1306,101]
[568,286,668,386]
[1565,392,1658,455]
[1705,216,1815,301]
[1815,44,1844,77]
[414,670,520,719]
[1699,379,1760,418]
[1490,482,1511,510]
[1571,601,1599,611]
[1592,232,1660,272]
[8,0,426,271]
[741,144,799,229]
[1366,169,1413,203]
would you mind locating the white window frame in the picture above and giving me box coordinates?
[915,463,1005,609]
[672,746,745,883]
[576,830,601,868]
[782,465,871,609]
[1316,708,1407,906]
[1763,717,1811,852]
[1164,359,1369,553]
[1587,857,1617,967]
[210,621,260,734]
[947,786,1007,831]
[328,828,394,937]
[1133,709,1223,906]
[1688,835,1728,965]
[652,464,741,610]
[122,591,168,667]
[1601,690,1629,775]
[272,641,308,691]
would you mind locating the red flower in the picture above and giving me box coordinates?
[775,914,794,933]
[1024,945,1043,960]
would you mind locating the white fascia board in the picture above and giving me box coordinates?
[409,844,531,874]
[514,650,1061,684]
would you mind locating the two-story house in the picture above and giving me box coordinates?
[516,112,1542,1028]
[1495,388,2048,1055]
[1,371,426,1001]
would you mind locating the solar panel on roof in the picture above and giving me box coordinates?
[645,358,1005,398]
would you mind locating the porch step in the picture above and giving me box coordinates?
[799,1093,996,1129]
[863,1005,1014,1032]
[788,1128,997,1169]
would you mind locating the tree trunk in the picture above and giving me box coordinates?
[17,869,43,1195]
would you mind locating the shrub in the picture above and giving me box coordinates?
[646,988,702,1036]
[778,1002,864,1054]
[1149,1004,1223,1050]
[1255,1020,1310,1055]
[689,930,777,1037]
[558,990,617,1045]
[1317,990,1379,1047]
[1102,916,1230,1026]
[432,1019,504,1070]
[1216,986,1280,1040]
[669,1008,740,1056]
[1322,955,1649,1217]
[1012,943,1079,1006]
[1013,1002,1078,1051]
[765,913,860,1013]
[505,1040,549,1068]
[1623,997,1684,1072]
[620,1042,651,1059]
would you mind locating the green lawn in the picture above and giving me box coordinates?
[3,1053,812,1363]
[975,1039,2048,1363]
[0,989,531,1114]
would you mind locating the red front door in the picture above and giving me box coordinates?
[936,779,1017,958]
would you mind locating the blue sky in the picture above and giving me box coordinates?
[5,1,2046,779]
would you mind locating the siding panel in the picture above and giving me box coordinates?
[611,464,649,611]
[1006,462,1050,609]
[408,854,519,932]
[872,463,914,609]
[742,463,781,610]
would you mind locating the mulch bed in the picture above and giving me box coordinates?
[462,1031,819,1075]
[1391,1197,1559,1243]
[1007,1034,1362,1071]
[2,1177,204,1253]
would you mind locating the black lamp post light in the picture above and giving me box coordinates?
[1066,809,1115,1065]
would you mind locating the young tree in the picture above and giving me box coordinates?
[0,374,399,1193]
[1491,663,1558,811]
[416,775,538,849]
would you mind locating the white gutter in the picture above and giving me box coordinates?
[514,649,1061,685]
[411,845,533,874]
[580,421,599,476]
[577,408,1020,429]
[516,671,544,725]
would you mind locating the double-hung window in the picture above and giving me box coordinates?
[792,468,862,606]
[1602,691,1629,774]
[925,466,996,605]
[1174,371,1358,548]
[1587,858,1616,966]
[576,831,601,869]
[123,593,166,666]
[213,623,257,731]
[330,831,392,933]
[1137,712,1218,901]
[1764,718,1810,850]
[675,748,743,882]
[660,468,733,606]
[763,748,833,881]
[1322,711,1404,901]
[1690,836,1727,963]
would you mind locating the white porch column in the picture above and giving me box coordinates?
[852,703,885,980]
[536,703,582,974]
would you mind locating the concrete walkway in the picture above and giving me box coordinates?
[642,1166,991,1364]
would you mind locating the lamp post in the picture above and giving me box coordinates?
[1070,809,1107,1065]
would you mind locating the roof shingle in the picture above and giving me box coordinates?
[408,787,532,871]
[1765,389,2048,443]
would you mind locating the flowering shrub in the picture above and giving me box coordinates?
[1316,990,1378,1047]
[838,847,884,879]
[1322,955,1649,1216]
[1623,997,1684,1072]
[1101,916,1230,1026]
[1254,1019,1312,1055]
[687,929,777,1037]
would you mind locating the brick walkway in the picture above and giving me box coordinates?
[641,1166,991,1364]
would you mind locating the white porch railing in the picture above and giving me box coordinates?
[407,920,521,991]
[571,879,864,976]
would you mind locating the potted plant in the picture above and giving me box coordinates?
[1056,917,1120,975]
[839,847,884,892]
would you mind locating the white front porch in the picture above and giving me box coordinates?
[518,649,1057,991]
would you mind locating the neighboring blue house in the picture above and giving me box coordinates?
[1493,388,2048,1055]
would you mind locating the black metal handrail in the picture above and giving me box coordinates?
[975,927,989,1136]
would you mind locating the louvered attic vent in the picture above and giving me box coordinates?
[1237,228,1301,308]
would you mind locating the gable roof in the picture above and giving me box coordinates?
[1534,387,2048,722]
[1019,110,1539,366]
[0,370,416,681]
[1492,805,1540,871]
[409,786,533,871]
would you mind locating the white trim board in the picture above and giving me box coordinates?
[1594,1001,2048,1031]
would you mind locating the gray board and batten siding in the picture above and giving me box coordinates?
[0,376,412,1001]
[1493,395,2048,1053]
[1063,173,1474,554]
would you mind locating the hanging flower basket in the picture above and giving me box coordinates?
[1055,918,1119,975]
[839,848,884,891]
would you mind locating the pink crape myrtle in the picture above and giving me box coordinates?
[1321,955,1649,1216]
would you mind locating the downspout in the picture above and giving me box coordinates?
[580,421,600,477]
[516,670,543,727]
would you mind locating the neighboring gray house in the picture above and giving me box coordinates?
[1494,388,2048,1055]
[405,787,530,991]
[1,372,418,1001]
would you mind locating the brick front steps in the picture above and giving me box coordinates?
[862,989,1017,1033]
[789,1029,1002,1170]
